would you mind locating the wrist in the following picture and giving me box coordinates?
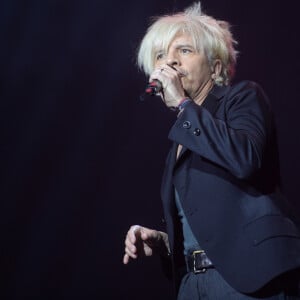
[177,97,192,111]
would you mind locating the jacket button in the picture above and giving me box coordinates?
[183,121,191,129]
[193,128,201,136]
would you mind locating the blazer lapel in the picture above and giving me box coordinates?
[162,84,229,247]
[160,143,179,250]
[175,84,228,163]
[161,142,177,210]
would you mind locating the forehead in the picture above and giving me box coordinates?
[170,34,194,46]
[154,33,196,52]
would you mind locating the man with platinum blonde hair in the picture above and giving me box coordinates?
[138,2,237,86]
[124,2,300,299]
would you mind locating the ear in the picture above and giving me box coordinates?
[211,59,222,79]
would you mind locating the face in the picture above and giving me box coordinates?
[154,33,213,100]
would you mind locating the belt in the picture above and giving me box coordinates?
[185,250,214,274]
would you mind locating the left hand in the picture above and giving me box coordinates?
[123,225,170,264]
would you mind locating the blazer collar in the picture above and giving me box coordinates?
[201,83,228,114]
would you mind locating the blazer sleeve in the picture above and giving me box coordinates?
[168,81,273,179]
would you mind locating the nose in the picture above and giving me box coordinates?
[166,52,179,67]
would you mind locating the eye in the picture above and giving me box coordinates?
[156,53,165,60]
[180,48,192,54]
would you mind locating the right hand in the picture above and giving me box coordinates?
[149,64,186,108]
[123,225,169,265]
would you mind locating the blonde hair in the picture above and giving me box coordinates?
[137,2,238,86]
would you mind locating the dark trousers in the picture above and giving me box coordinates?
[177,269,300,300]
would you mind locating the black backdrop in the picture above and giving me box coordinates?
[1,0,299,299]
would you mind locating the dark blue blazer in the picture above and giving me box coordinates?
[161,81,300,293]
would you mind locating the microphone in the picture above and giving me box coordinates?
[145,79,162,95]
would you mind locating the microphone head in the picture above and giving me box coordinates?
[145,80,162,95]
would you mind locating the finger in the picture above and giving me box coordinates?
[125,239,137,254]
[132,224,141,233]
[149,72,163,85]
[123,253,130,264]
[125,246,137,259]
[140,228,158,241]
[158,64,178,77]
[149,65,172,81]
[127,225,141,243]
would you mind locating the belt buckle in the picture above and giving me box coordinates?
[193,250,206,274]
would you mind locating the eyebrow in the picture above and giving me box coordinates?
[154,44,195,56]
[175,44,194,49]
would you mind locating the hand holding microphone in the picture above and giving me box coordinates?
[146,65,187,109]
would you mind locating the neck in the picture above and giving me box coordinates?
[193,79,214,106]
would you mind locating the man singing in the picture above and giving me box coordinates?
[123,2,300,299]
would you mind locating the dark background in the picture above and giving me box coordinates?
[0,0,299,299]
